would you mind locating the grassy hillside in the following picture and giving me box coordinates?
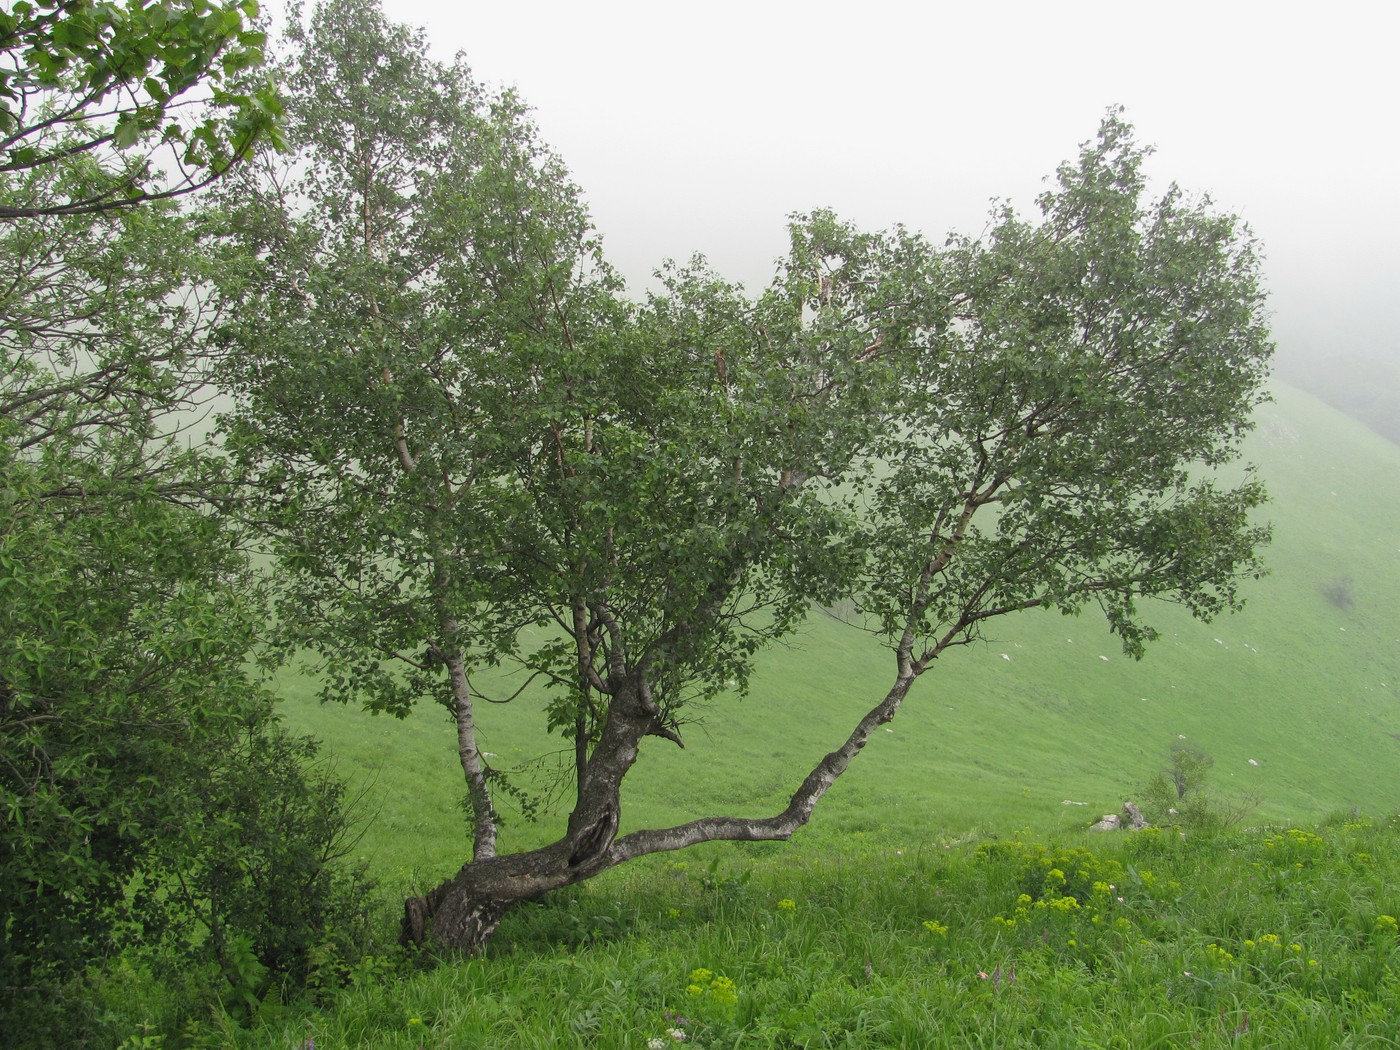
[277,382,1400,893]
[1274,347,1400,446]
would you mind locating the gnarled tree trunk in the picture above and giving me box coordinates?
[402,668,922,953]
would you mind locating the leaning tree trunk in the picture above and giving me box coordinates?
[402,672,653,951]
[402,664,924,953]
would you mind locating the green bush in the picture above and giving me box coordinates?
[151,728,379,988]
[1,446,377,1037]
[1138,741,1258,832]
[1,710,377,1045]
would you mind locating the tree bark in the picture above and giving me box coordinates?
[444,639,497,862]
[401,669,922,952]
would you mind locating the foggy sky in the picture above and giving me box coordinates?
[381,0,1399,371]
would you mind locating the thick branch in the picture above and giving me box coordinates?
[607,670,917,862]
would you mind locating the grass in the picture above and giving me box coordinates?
[183,815,1400,1047]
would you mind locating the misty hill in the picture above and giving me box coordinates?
[1274,348,1400,447]
[276,381,1400,887]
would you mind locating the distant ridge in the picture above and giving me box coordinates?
[1274,349,1400,446]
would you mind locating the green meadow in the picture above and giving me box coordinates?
[102,380,1385,1048]
[200,819,1400,1048]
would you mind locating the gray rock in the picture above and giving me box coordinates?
[1090,802,1149,832]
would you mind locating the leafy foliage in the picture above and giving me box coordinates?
[0,0,282,217]
[848,120,1272,665]
[214,0,607,723]
[148,729,377,986]
[0,439,264,984]
[0,3,365,1036]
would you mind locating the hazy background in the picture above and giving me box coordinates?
[379,0,1399,431]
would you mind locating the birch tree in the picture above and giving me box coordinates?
[218,0,1271,953]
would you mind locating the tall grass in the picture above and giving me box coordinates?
[190,815,1400,1048]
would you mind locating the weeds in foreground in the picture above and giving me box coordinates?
[66,817,1400,1048]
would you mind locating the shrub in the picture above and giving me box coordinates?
[151,728,379,988]
[0,724,377,1047]
[1138,742,1258,832]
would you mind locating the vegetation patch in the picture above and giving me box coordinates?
[208,818,1400,1048]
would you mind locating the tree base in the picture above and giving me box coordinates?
[402,880,511,954]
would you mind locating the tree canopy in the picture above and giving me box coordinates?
[211,1,1272,953]
[0,0,281,218]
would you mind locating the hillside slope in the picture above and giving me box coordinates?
[1274,348,1400,446]
[277,382,1400,886]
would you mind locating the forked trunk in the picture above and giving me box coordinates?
[401,671,923,954]
[401,678,651,952]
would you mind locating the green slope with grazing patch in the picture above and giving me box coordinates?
[277,381,1400,890]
